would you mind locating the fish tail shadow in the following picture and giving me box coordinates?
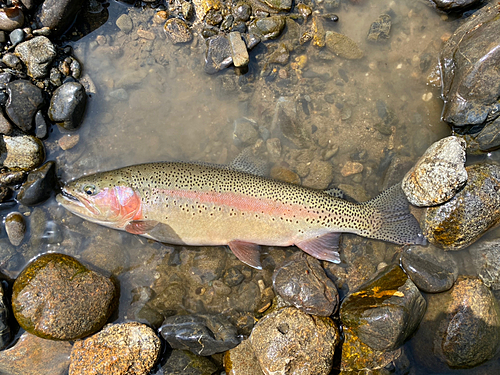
[362,183,427,246]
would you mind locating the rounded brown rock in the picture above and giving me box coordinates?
[4,212,25,246]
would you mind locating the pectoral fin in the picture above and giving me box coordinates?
[296,232,342,263]
[228,240,263,269]
[125,220,159,235]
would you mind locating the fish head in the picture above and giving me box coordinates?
[56,172,142,228]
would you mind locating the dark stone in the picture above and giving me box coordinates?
[0,282,12,350]
[439,3,500,151]
[204,35,232,74]
[0,72,12,89]
[12,253,117,340]
[223,266,245,286]
[158,350,219,375]
[411,277,500,370]
[5,80,44,133]
[233,117,259,147]
[248,16,286,40]
[233,3,251,21]
[2,53,22,70]
[220,15,234,31]
[367,14,391,42]
[231,21,246,33]
[273,252,339,316]
[17,161,57,206]
[431,0,484,12]
[340,264,426,351]
[20,0,43,11]
[0,238,23,273]
[34,110,47,139]
[159,314,240,356]
[36,0,85,35]
[424,163,500,250]
[48,82,87,130]
[401,244,458,293]
[205,9,223,26]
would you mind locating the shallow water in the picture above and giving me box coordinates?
[7,0,500,373]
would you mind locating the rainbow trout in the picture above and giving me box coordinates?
[56,162,426,269]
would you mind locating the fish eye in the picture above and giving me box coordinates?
[83,184,97,196]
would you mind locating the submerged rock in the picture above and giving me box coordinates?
[5,212,25,246]
[0,282,11,350]
[15,36,57,79]
[0,332,72,375]
[70,322,160,375]
[325,31,363,59]
[224,339,264,375]
[340,264,426,351]
[164,18,192,44]
[400,244,458,293]
[250,307,340,375]
[402,136,467,206]
[205,35,233,74]
[161,349,219,375]
[248,16,286,40]
[17,161,57,206]
[367,14,391,42]
[439,3,500,151]
[271,96,311,148]
[12,253,117,340]
[159,314,240,356]
[430,0,484,12]
[5,80,44,132]
[469,238,500,290]
[424,163,500,250]
[48,82,87,130]
[273,252,339,316]
[412,277,500,370]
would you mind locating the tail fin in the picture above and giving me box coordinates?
[362,183,427,246]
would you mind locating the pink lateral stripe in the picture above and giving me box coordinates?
[152,188,317,219]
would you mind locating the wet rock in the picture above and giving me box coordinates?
[2,135,45,171]
[341,161,363,177]
[325,31,364,59]
[17,161,57,206]
[70,322,160,375]
[34,111,47,139]
[229,31,249,68]
[164,18,192,44]
[402,136,467,206]
[412,277,500,370]
[205,35,233,74]
[267,43,289,65]
[270,164,300,185]
[2,53,22,70]
[160,350,219,375]
[5,212,25,246]
[181,2,194,20]
[259,0,291,11]
[58,133,80,150]
[159,314,240,355]
[224,339,264,375]
[424,163,500,250]
[81,240,129,275]
[15,36,57,79]
[233,117,259,147]
[431,0,483,12]
[271,96,310,148]
[401,244,458,293]
[205,9,223,26]
[439,3,500,151]
[233,3,251,21]
[5,80,44,132]
[0,332,72,375]
[273,253,339,316]
[0,7,24,32]
[469,238,500,290]
[12,253,117,340]
[250,307,340,375]
[48,81,87,130]
[340,264,426,351]
[0,111,12,135]
[9,29,24,47]
[341,326,409,373]
[36,0,85,35]
[116,14,133,34]
[248,16,286,40]
[0,237,22,272]
[223,267,245,286]
[301,160,333,189]
[367,14,391,42]
[0,282,11,350]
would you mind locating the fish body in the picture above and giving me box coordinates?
[56,162,425,268]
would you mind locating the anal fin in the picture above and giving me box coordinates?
[125,220,159,235]
[296,232,342,264]
[228,240,263,269]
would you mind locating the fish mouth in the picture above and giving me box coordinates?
[61,189,79,202]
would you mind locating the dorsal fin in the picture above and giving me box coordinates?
[229,147,269,177]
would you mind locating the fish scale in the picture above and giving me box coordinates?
[57,162,426,268]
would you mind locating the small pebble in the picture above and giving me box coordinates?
[116,14,133,34]
[9,28,24,46]
[341,161,364,176]
[5,212,25,246]
[58,134,79,150]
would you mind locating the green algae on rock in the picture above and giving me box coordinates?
[340,264,426,352]
[12,253,117,340]
[424,163,500,250]
[325,31,364,59]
